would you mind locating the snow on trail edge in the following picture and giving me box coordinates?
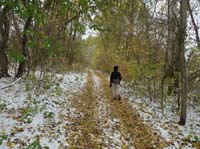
[0,72,87,148]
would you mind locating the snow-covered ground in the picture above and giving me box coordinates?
[0,72,87,148]
[121,82,200,149]
[1,71,200,148]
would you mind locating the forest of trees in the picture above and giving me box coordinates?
[0,0,200,125]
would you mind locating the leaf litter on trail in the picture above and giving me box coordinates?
[2,70,196,148]
[96,72,167,149]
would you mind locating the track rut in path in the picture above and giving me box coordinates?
[96,72,167,149]
[66,71,167,149]
[67,71,105,148]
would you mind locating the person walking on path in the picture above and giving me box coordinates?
[110,66,122,100]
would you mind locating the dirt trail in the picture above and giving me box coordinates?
[96,72,167,149]
[66,71,167,148]
[67,71,106,148]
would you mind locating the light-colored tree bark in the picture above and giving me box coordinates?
[161,0,178,112]
[187,0,200,49]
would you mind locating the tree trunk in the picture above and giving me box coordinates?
[165,0,179,96]
[166,0,177,77]
[147,78,153,102]
[0,6,10,77]
[179,0,188,126]
[16,16,32,78]
[161,75,166,113]
[161,0,178,108]
[187,0,200,48]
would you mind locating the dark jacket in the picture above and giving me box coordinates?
[110,68,122,87]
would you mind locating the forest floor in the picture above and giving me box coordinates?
[0,70,200,149]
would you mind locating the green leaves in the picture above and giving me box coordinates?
[9,0,45,26]
[0,0,18,9]
[0,132,8,145]
[43,111,54,119]
[42,38,52,51]
[128,61,140,80]
[74,22,85,33]
[26,140,41,149]
[8,49,26,62]
[55,42,64,52]
[27,40,37,49]
[143,63,160,77]
[55,85,62,95]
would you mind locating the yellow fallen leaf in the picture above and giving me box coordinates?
[7,140,13,149]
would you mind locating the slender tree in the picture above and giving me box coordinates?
[161,0,178,112]
[16,16,32,77]
[0,6,10,77]
[187,0,200,49]
[179,0,188,125]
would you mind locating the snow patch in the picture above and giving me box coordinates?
[121,81,200,148]
[0,72,87,148]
